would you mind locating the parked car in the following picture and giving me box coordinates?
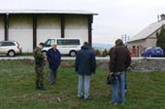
[141,47,164,57]
[42,38,82,57]
[0,41,22,57]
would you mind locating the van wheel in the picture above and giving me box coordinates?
[8,50,15,57]
[69,51,77,57]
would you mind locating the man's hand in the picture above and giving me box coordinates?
[109,72,113,75]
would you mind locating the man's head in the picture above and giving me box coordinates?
[39,42,45,49]
[115,39,123,46]
[52,44,57,49]
[83,42,89,46]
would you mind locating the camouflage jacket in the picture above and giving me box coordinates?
[33,47,45,66]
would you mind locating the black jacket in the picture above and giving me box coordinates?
[47,48,61,71]
[75,46,96,75]
[109,44,131,72]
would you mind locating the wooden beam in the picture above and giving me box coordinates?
[61,15,65,38]
[88,15,93,47]
[33,14,37,49]
[4,14,9,41]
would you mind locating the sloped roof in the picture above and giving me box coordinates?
[0,9,98,15]
[128,20,165,42]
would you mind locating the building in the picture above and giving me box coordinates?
[0,10,97,52]
[127,14,165,57]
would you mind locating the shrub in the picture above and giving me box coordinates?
[95,49,101,56]
[102,49,108,57]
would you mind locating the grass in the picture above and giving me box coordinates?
[0,60,165,109]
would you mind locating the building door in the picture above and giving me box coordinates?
[132,46,136,57]
[137,46,140,57]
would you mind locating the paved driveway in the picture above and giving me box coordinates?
[0,55,165,60]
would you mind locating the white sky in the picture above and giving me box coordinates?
[0,0,165,44]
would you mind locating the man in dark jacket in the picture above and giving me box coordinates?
[33,42,46,90]
[75,42,96,100]
[47,44,61,85]
[109,39,131,105]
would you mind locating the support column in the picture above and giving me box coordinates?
[61,15,65,38]
[33,14,37,49]
[4,14,9,41]
[88,15,93,47]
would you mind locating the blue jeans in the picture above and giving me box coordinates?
[112,71,125,103]
[125,70,127,90]
[78,75,91,99]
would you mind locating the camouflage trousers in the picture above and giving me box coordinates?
[35,65,44,87]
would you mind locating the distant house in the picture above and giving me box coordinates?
[127,14,165,57]
[0,10,97,52]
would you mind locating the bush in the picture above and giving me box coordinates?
[102,49,108,57]
[95,49,101,56]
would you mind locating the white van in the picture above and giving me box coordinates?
[42,38,82,57]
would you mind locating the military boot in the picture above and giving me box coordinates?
[36,83,40,90]
[40,85,46,91]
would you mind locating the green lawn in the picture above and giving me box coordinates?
[0,60,165,109]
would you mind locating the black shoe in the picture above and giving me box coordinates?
[40,85,47,91]
[36,83,40,90]
[85,96,92,100]
[50,82,56,85]
[78,96,84,99]
[36,85,41,90]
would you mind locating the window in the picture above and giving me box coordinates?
[145,47,152,52]
[2,42,15,46]
[16,42,20,46]
[45,39,55,47]
[57,39,80,45]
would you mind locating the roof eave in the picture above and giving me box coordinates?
[0,10,98,15]
[127,38,146,43]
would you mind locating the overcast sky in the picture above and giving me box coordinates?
[0,0,165,44]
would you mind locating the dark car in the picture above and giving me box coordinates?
[141,47,164,57]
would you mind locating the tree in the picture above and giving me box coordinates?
[102,49,108,57]
[95,49,101,57]
[156,26,165,51]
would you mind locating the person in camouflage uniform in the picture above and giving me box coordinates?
[33,42,46,90]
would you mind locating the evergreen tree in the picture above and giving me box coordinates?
[95,49,101,57]
[156,26,165,51]
[102,49,108,57]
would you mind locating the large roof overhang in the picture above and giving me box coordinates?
[0,9,98,15]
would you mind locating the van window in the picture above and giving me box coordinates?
[45,39,55,47]
[57,39,80,45]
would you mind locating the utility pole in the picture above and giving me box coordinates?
[121,34,126,44]
[121,34,130,45]
[125,34,127,44]
[128,36,130,40]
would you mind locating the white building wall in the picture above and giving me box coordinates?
[9,15,33,52]
[128,40,146,48]
[65,15,88,44]
[0,16,4,41]
[37,15,61,45]
[6,14,90,52]
[146,38,157,47]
